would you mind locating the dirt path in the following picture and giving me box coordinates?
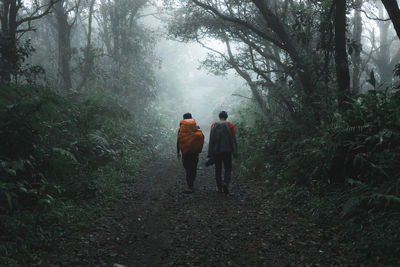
[41,150,363,266]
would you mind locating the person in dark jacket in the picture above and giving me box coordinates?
[207,111,237,194]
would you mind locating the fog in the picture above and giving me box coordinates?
[141,11,247,132]
[2,0,400,130]
[10,0,399,131]
[155,40,247,130]
[3,1,400,265]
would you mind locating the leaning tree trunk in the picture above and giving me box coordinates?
[381,0,400,40]
[334,0,351,114]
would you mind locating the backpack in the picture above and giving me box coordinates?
[178,119,204,155]
[209,122,235,155]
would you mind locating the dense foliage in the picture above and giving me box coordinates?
[165,0,400,262]
[2,0,400,264]
[236,86,400,262]
[0,1,167,263]
[0,84,168,264]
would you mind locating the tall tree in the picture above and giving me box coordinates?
[373,1,400,85]
[0,0,58,84]
[51,0,80,91]
[362,2,400,87]
[334,0,351,113]
[351,0,362,92]
[77,0,96,90]
[96,0,156,109]
[168,0,326,122]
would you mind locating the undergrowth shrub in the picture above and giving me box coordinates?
[236,89,400,263]
[0,84,169,264]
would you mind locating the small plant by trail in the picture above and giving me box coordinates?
[0,84,171,265]
[235,87,400,264]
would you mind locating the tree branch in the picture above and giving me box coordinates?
[232,93,252,100]
[235,30,288,71]
[195,36,228,61]
[17,0,60,27]
[359,8,390,22]
[189,0,286,50]
[223,37,270,116]
[249,46,273,83]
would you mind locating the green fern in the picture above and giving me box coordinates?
[87,132,110,148]
[341,196,362,217]
[52,147,77,163]
[369,193,400,206]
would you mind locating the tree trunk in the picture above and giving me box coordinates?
[87,0,95,50]
[375,2,393,85]
[251,0,314,95]
[99,0,112,56]
[351,0,362,93]
[381,0,400,40]
[1,0,56,84]
[0,1,18,84]
[54,0,72,91]
[78,0,96,90]
[334,0,351,113]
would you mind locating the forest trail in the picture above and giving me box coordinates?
[41,150,362,266]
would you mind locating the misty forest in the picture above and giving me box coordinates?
[1,0,400,265]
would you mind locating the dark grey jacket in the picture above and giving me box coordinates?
[208,122,237,158]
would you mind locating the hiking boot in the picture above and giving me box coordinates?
[183,187,194,194]
[222,183,229,195]
[205,157,214,167]
[222,185,229,195]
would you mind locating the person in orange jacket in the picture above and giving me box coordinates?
[177,113,204,193]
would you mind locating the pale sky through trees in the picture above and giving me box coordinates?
[140,4,246,129]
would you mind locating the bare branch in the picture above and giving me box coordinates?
[249,46,273,83]
[69,0,82,28]
[17,0,60,27]
[359,8,391,22]
[235,30,288,71]
[224,37,270,116]
[195,36,228,61]
[136,12,163,19]
[232,93,252,100]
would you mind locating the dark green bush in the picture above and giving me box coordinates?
[236,89,400,262]
[0,84,166,264]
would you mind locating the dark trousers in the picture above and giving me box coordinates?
[214,152,232,188]
[182,153,199,188]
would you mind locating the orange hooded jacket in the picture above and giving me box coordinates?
[178,119,204,155]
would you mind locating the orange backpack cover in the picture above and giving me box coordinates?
[178,119,204,155]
